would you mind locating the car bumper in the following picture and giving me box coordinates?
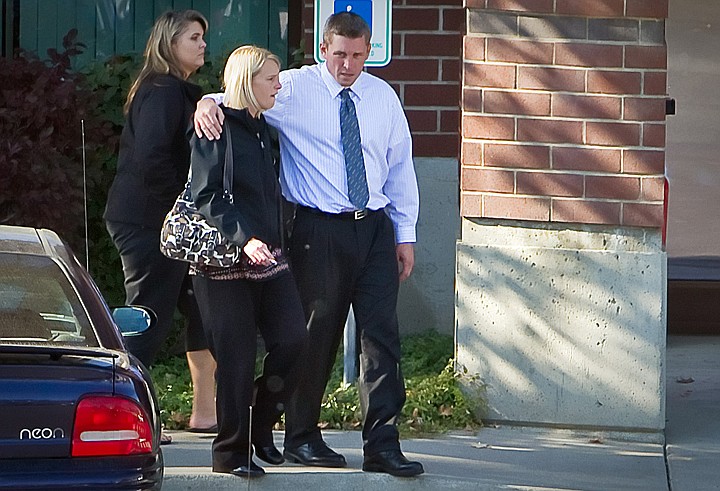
[0,451,163,490]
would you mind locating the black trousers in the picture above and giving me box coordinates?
[192,272,307,471]
[105,221,207,367]
[284,207,406,456]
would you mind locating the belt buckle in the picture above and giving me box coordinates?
[354,209,367,220]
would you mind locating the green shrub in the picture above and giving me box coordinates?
[151,331,486,435]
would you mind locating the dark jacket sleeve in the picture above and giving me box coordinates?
[132,81,188,203]
[189,130,255,248]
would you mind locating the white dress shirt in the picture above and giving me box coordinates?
[208,62,419,243]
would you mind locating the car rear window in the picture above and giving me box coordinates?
[0,254,99,347]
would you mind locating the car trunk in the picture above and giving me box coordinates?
[0,351,114,459]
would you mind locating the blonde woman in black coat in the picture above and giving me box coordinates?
[189,46,307,478]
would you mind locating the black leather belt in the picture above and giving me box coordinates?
[297,205,378,221]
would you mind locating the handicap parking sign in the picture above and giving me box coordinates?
[334,1,373,32]
[315,0,392,67]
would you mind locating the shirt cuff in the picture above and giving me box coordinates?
[394,225,416,244]
[202,92,224,104]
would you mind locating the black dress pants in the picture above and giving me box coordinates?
[105,221,207,366]
[192,271,307,471]
[284,207,406,456]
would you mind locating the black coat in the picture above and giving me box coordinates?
[104,74,202,229]
[189,107,283,250]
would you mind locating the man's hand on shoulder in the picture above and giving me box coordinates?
[194,98,224,140]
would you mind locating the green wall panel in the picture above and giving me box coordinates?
[11,0,288,67]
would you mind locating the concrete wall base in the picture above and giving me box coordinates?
[456,219,667,431]
[397,157,459,335]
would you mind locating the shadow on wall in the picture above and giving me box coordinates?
[455,233,665,429]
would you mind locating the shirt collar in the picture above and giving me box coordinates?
[319,62,366,101]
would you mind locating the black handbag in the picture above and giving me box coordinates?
[160,126,243,267]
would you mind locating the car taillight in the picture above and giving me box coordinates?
[71,395,153,457]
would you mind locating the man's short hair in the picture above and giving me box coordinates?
[323,11,371,45]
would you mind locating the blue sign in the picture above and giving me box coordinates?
[315,0,392,67]
[334,1,373,33]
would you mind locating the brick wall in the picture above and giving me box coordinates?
[461,0,668,227]
[301,1,464,157]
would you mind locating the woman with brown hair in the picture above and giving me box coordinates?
[104,10,217,437]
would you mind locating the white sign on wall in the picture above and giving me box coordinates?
[314,0,392,67]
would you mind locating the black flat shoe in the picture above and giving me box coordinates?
[284,441,347,467]
[363,450,424,477]
[254,443,285,465]
[231,461,265,478]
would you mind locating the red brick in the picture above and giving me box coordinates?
[518,67,585,92]
[369,59,439,81]
[443,7,465,32]
[487,0,554,12]
[441,110,460,132]
[517,119,584,144]
[405,83,460,107]
[463,115,515,140]
[586,176,641,200]
[462,141,483,166]
[643,123,666,148]
[405,0,463,5]
[442,59,461,82]
[462,167,515,193]
[406,110,438,132]
[552,94,621,120]
[464,36,485,61]
[463,88,483,112]
[587,122,641,146]
[413,133,460,158]
[552,147,621,173]
[626,0,669,19]
[588,71,642,95]
[625,46,667,69]
[392,8,439,30]
[556,0,624,17]
[460,193,483,217]
[641,176,665,201]
[644,72,667,96]
[487,39,553,65]
[516,172,583,197]
[551,199,622,225]
[484,90,551,116]
[555,43,623,68]
[405,34,462,57]
[483,195,551,221]
[465,63,516,88]
[391,34,402,56]
[623,202,664,228]
[624,97,666,122]
[485,143,550,169]
[623,150,665,174]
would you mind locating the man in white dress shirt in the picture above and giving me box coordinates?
[194,12,422,477]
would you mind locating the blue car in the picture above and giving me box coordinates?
[0,225,163,490]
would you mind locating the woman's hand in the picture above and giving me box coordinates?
[243,238,276,266]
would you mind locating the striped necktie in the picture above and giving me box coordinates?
[340,88,369,209]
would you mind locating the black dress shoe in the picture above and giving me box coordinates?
[254,443,285,465]
[284,441,347,467]
[231,461,265,478]
[363,450,424,477]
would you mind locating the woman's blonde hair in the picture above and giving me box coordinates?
[124,10,208,114]
[222,45,281,114]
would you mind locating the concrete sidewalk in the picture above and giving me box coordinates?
[162,336,720,490]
